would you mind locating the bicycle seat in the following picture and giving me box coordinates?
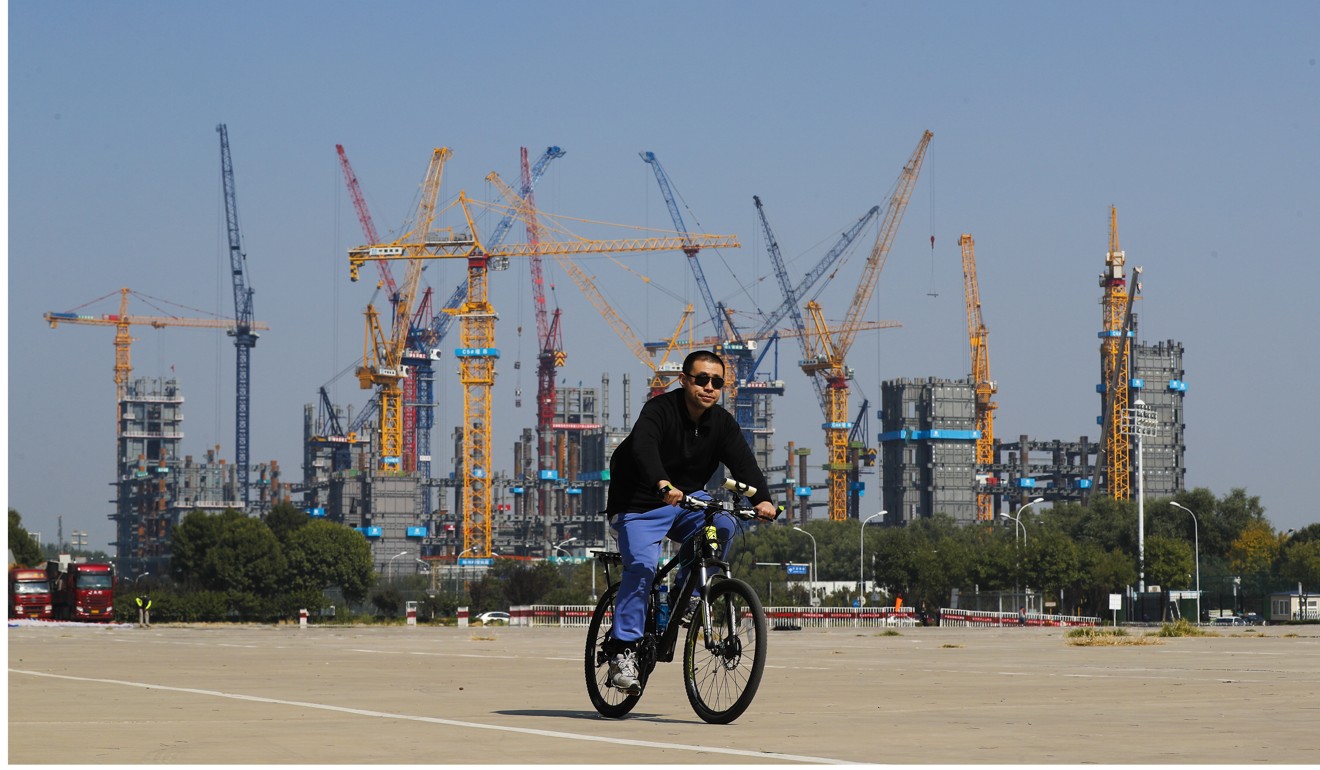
[591,550,623,565]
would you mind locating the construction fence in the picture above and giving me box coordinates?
[939,607,1099,627]
[510,604,1097,628]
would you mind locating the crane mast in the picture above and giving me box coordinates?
[217,124,260,508]
[1099,206,1135,499]
[800,130,932,521]
[959,234,998,521]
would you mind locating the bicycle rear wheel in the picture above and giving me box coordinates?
[682,577,767,724]
[584,584,645,718]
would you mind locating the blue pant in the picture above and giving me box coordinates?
[609,492,735,645]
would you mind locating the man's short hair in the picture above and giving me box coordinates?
[682,350,724,375]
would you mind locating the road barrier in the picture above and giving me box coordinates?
[512,604,918,628]
[939,607,1099,627]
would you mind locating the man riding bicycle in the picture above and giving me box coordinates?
[602,350,779,694]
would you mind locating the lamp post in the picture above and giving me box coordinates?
[454,546,476,596]
[388,550,408,580]
[1000,497,1043,610]
[127,571,150,585]
[1128,400,1157,593]
[859,511,886,605]
[552,536,578,559]
[792,526,818,601]
[1170,501,1202,624]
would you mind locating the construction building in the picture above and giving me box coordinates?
[112,376,284,577]
[877,334,1187,524]
[879,377,980,525]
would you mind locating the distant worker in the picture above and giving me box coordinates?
[601,350,778,694]
[136,595,152,626]
[1018,606,1027,626]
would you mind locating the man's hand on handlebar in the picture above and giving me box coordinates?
[753,501,779,521]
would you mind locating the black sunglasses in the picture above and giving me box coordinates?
[687,372,725,390]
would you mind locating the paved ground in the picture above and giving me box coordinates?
[8,620,1320,764]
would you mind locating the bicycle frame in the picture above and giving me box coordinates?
[595,505,742,665]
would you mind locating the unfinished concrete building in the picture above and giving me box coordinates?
[112,377,284,577]
[879,336,1187,525]
[878,377,980,525]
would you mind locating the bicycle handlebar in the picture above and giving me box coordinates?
[677,477,781,521]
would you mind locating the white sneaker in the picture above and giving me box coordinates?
[608,649,641,693]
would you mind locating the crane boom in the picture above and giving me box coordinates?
[639,151,728,340]
[836,130,932,358]
[335,144,397,303]
[217,123,260,508]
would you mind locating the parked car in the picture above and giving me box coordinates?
[1242,613,1267,626]
[1212,616,1246,627]
[474,611,510,625]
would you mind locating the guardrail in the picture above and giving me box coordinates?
[511,604,919,628]
[939,607,1099,627]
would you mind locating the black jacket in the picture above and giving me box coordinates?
[604,388,771,516]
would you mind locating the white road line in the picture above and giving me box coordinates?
[10,668,858,765]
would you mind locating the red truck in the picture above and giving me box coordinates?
[46,559,116,622]
[8,566,54,620]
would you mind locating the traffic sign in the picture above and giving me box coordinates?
[458,557,493,566]
[786,564,809,576]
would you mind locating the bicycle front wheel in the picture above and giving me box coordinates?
[584,585,644,718]
[682,577,767,724]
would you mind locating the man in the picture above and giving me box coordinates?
[601,350,778,694]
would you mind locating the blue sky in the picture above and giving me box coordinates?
[7,1,1318,552]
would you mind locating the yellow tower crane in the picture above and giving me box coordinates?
[44,287,272,403]
[355,147,451,472]
[348,182,739,558]
[800,130,932,522]
[959,234,998,521]
[43,286,271,455]
[1099,206,1138,499]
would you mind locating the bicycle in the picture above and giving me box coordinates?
[584,477,776,724]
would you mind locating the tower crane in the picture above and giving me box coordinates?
[44,287,271,454]
[217,123,261,508]
[800,130,932,522]
[338,144,564,488]
[959,234,998,521]
[348,183,738,557]
[355,147,451,472]
[1095,206,1141,500]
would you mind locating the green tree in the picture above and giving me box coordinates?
[1279,540,1320,589]
[8,509,44,568]
[170,509,286,597]
[1144,535,1194,590]
[282,520,374,604]
[265,502,310,543]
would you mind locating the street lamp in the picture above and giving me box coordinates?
[126,571,150,585]
[1170,501,1202,624]
[859,511,887,605]
[552,536,578,559]
[1000,497,1043,610]
[454,547,477,596]
[792,526,818,600]
[388,550,408,579]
